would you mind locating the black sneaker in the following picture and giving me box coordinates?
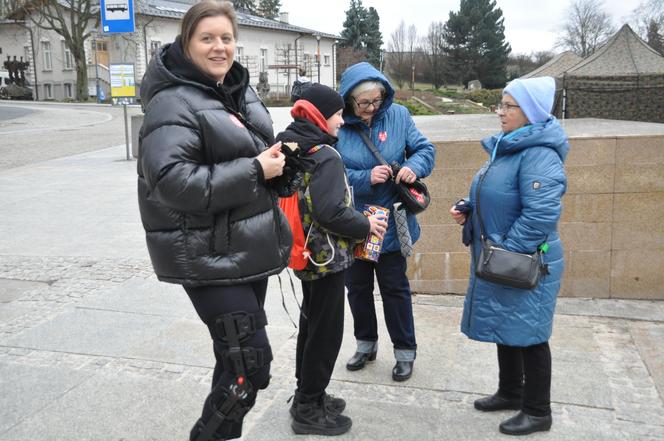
[291,398,352,436]
[289,391,346,417]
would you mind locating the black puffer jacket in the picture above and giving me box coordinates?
[137,40,291,286]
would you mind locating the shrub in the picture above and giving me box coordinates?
[465,89,502,107]
[431,88,461,99]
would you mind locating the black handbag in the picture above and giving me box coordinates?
[355,128,431,214]
[474,165,546,290]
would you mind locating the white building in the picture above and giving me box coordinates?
[0,0,339,101]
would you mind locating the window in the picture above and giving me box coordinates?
[149,40,161,59]
[96,41,107,52]
[41,41,52,71]
[62,42,73,70]
[236,46,244,62]
[324,55,330,66]
[44,83,52,99]
[64,83,72,98]
[260,48,267,72]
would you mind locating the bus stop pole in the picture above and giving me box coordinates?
[124,103,131,160]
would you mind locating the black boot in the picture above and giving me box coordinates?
[289,391,346,417]
[474,392,522,412]
[499,411,552,435]
[346,351,377,371]
[391,361,413,381]
[291,397,352,436]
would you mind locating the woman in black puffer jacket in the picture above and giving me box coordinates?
[137,2,291,440]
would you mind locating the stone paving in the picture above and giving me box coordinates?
[1,104,664,440]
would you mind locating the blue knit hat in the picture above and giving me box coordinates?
[503,77,555,124]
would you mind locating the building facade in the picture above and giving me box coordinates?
[0,0,339,101]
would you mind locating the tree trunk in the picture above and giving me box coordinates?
[73,45,89,101]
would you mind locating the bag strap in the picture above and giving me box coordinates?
[355,127,390,167]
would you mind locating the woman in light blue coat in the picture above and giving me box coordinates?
[450,76,568,436]
[336,62,435,382]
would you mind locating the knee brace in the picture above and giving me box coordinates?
[211,310,272,379]
[192,311,272,441]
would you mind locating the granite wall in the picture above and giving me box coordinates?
[408,135,664,300]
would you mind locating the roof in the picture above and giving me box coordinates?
[139,0,338,40]
[567,24,664,76]
[520,51,583,79]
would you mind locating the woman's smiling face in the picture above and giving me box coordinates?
[187,15,236,82]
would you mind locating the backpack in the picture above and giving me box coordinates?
[278,145,335,271]
[279,192,309,270]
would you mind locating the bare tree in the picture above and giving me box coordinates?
[647,19,664,54]
[630,0,664,38]
[407,24,417,90]
[9,0,99,100]
[557,0,615,57]
[387,20,407,88]
[532,50,555,66]
[423,21,445,89]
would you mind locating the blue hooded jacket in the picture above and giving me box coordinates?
[336,62,436,253]
[461,117,568,347]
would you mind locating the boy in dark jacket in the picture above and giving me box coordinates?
[276,84,387,436]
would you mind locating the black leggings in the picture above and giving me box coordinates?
[185,279,270,440]
[497,341,552,417]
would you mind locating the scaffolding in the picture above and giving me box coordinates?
[268,43,315,99]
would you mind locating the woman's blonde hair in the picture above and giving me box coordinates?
[180,1,238,54]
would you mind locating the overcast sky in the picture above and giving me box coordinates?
[279,0,638,55]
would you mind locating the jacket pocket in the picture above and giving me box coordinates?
[212,212,231,255]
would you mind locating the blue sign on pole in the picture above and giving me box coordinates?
[100,0,135,34]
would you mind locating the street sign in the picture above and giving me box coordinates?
[110,63,136,105]
[100,0,135,34]
[112,97,135,105]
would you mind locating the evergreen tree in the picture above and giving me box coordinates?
[339,0,383,68]
[443,0,511,89]
[340,0,367,50]
[233,0,256,14]
[256,0,281,19]
[364,7,383,67]
[647,19,664,55]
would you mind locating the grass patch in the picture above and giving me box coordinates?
[395,98,437,116]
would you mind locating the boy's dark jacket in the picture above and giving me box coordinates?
[276,117,370,280]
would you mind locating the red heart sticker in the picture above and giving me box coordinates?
[229,114,245,128]
[378,131,387,142]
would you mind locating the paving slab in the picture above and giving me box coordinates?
[1,111,664,440]
[0,363,95,433]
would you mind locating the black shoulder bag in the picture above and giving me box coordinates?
[474,166,548,290]
[355,128,430,214]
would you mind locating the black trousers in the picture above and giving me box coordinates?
[345,252,416,350]
[295,270,345,403]
[185,279,270,440]
[497,342,552,417]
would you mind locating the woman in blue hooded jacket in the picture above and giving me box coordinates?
[336,62,435,382]
[450,76,568,436]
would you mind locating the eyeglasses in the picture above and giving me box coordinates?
[496,103,521,112]
[352,97,383,110]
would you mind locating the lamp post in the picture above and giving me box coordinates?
[315,34,321,83]
[332,39,338,89]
